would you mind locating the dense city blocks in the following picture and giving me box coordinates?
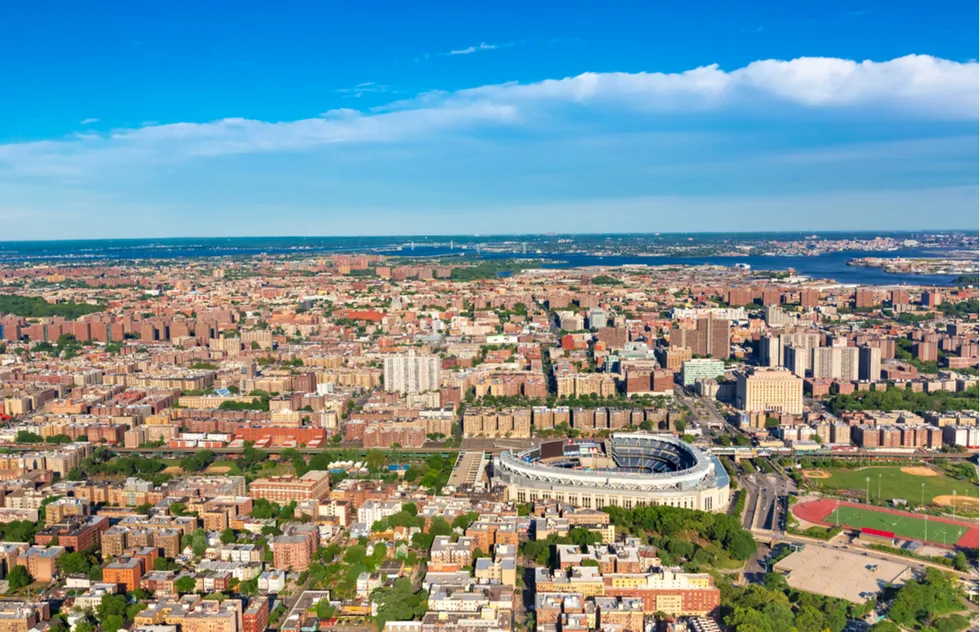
[0,234,976,632]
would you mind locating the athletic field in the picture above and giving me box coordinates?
[802,466,976,505]
[794,498,978,548]
[826,505,967,545]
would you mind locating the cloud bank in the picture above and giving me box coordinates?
[0,54,975,179]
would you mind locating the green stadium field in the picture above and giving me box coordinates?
[806,466,976,505]
[826,505,967,546]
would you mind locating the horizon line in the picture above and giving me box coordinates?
[0,228,975,246]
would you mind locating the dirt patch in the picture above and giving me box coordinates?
[802,470,831,480]
[901,466,938,477]
[934,494,979,511]
[161,466,184,475]
[206,465,232,474]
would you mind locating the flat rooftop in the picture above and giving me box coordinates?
[447,451,487,488]
[773,546,911,604]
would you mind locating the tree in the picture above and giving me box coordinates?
[372,577,428,630]
[220,528,237,545]
[175,575,197,594]
[452,512,480,532]
[154,557,179,571]
[428,517,452,537]
[6,565,31,590]
[59,551,92,576]
[569,527,601,549]
[316,600,335,619]
[762,572,788,592]
[366,450,386,471]
[169,501,187,517]
[181,529,208,557]
[15,431,43,443]
[102,615,125,632]
[97,593,128,621]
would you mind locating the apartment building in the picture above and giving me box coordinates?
[735,368,803,416]
[249,471,330,503]
[383,351,441,394]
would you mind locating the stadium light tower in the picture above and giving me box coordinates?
[878,473,881,503]
[920,482,925,507]
[924,515,928,544]
[865,476,870,504]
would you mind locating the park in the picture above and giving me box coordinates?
[800,465,979,515]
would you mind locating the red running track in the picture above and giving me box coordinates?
[792,498,979,549]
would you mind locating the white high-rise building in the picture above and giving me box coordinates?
[383,350,441,394]
[811,346,859,381]
[858,345,882,382]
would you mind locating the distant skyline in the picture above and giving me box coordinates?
[1,1,977,239]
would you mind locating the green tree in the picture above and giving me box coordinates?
[372,577,428,630]
[175,575,197,594]
[220,528,237,545]
[452,512,480,532]
[58,551,92,576]
[15,431,43,443]
[6,565,32,590]
[102,615,124,632]
[316,600,335,619]
[97,594,128,621]
[428,517,452,537]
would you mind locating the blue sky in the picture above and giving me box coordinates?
[0,1,977,239]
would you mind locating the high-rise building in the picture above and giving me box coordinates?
[890,289,910,305]
[681,359,725,387]
[762,288,783,306]
[383,350,441,394]
[914,341,938,363]
[670,314,730,360]
[858,345,881,381]
[735,368,803,415]
[921,291,942,308]
[759,335,781,367]
[799,289,819,308]
[810,346,859,381]
[854,288,878,309]
[764,306,795,328]
[783,345,807,378]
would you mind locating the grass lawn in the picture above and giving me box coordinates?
[208,459,245,475]
[825,505,967,546]
[807,466,977,505]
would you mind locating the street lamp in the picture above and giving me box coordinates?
[878,473,881,503]
[953,490,958,516]
[924,515,928,544]
[866,476,870,504]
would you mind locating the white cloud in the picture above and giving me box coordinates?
[80,118,99,124]
[335,82,390,98]
[0,55,974,179]
[434,54,976,117]
[448,41,508,55]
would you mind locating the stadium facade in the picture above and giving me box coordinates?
[494,433,730,512]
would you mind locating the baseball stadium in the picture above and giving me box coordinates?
[494,432,731,512]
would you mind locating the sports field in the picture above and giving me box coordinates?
[803,466,977,506]
[825,505,967,546]
[794,498,979,548]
